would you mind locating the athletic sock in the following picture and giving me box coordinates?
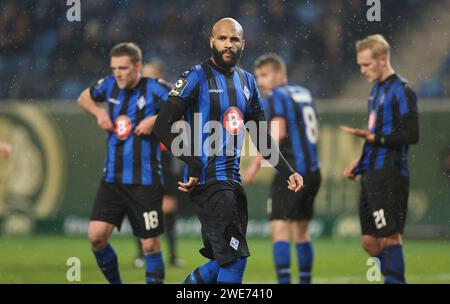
[183,259,220,284]
[217,257,248,284]
[383,245,406,284]
[145,251,165,284]
[273,241,291,284]
[92,243,122,284]
[296,242,313,284]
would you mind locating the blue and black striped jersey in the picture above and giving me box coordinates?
[264,84,320,176]
[169,60,265,185]
[90,75,170,185]
[353,74,419,177]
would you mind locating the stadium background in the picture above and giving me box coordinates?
[0,0,449,283]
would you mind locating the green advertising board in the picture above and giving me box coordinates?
[0,102,449,238]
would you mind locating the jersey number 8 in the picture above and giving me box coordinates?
[302,106,319,144]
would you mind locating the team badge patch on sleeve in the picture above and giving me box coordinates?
[169,78,188,97]
[95,78,104,89]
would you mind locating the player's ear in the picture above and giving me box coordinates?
[209,36,214,49]
[379,53,388,66]
[135,60,143,73]
[241,39,245,51]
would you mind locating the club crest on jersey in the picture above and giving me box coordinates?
[95,78,104,89]
[169,78,188,97]
[137,96,146,110]
[223,107,244,135]
[368,110,377,130]
[114,115,132,140]
[243,85,250,101]
[230,237,239,251]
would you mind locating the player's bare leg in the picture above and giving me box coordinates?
[88,220,122,283]
[134,196,179,268]
[141,237,161,254]
[291,220,313,284]
[362,233,405,283]
[271,220,290,242]
[378,233,403,248]
[88,220,114,251]
[361,234,382,256]
[291,220,310,243]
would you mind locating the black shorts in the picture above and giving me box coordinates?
[359,168,409,237]
[91,181,164,238]
[190,181,250,266]
[269,170,321,221]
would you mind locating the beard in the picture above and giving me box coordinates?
[212,45,242,68]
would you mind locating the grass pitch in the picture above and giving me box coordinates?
[0,235,449,284]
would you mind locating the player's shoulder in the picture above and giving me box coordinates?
[285,84,313,103]
[144,76,172,90]
[93,75,115,88]
[268,86,286,100]
[294,84,312,96]
[179,65,202,80]
[235,67,259,95]
[169,65,201,98]
[392,74,416,99]
[236,67,255,82]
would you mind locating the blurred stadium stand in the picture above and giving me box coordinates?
[343,0,450,99]
[0,0,442,100]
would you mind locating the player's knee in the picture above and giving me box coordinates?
[292,221,310,243]
[271,221,289,242]
[362,239,380,256]
[162,196,177,214]
[141,238,160,254]
[379,233,402,248]
[88,232,109,251]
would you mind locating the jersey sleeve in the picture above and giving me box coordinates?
[264,90,285,121]
[168,69,199,103]
[245,75,265,122]
[395,85,418,117]
[373,84,419,147]
[152,78,171,109]
[89,76,111,102]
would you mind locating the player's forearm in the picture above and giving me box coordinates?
[143,115,158,129]
[249,155,263,172]
[154,97,202,177]
[248,110,295,179]
[78,89,103,117]
[374,114,419,147]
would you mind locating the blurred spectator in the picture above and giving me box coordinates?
[0,1,29,54]
[0,0,431,100]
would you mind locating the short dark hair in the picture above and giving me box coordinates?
[109,42,142,64]
[254,53,287,75]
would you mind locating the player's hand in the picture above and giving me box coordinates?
[343,161,358,181]
[287,172,303,192]
[178,177,199,192]
[340,125,375,142]
[0,142,12,159]
[134,117,154,136]
[96,108,114,131]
